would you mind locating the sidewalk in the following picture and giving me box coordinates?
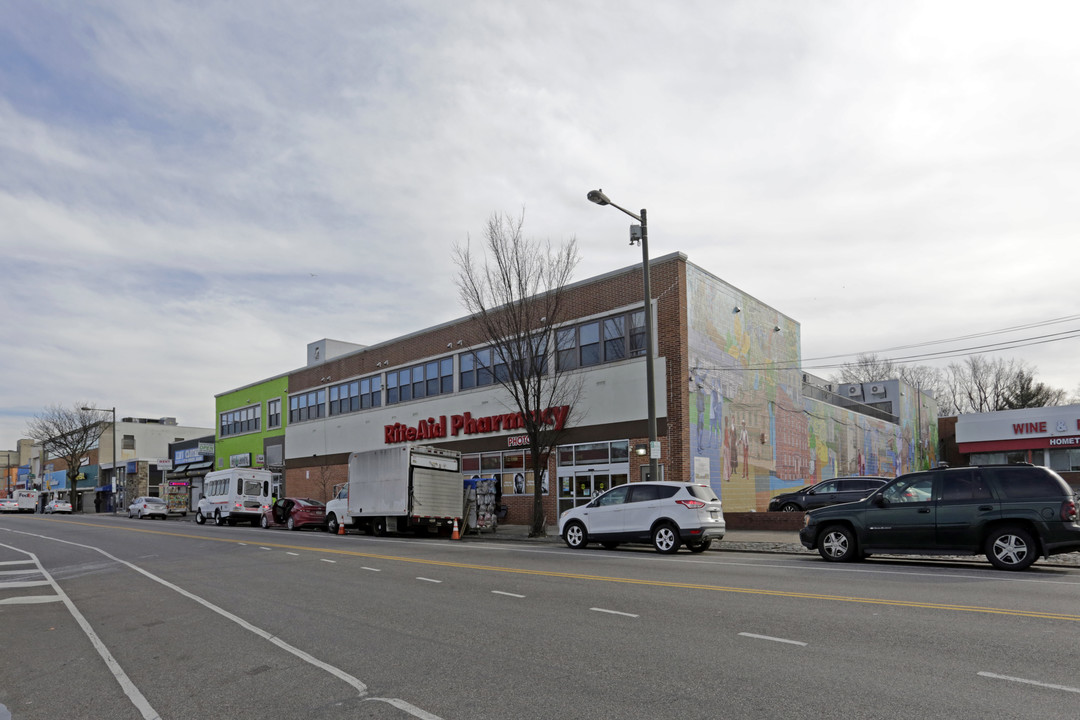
[465,524,808,554]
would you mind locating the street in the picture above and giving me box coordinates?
[2,514,1080,720]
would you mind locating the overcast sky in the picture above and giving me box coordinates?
[3,0,1080,450]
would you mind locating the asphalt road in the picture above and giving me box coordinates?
[3,514,1080,720]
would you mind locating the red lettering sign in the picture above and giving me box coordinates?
[1012,421,1047,435]
[385,406,571,445]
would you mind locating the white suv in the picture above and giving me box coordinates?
[559,481,726,554]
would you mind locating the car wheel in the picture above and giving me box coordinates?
[195,511,205,525]
[214,511,224,526]
[687,539,713,553]
[564,521,588,549]
[327,515,339,535]
[372,518,386,536]
[287,517,296,531]
[781,503,802,512]
[985,526,1037,571]
[600,541,619,550]
[652,523,681,554]
[261,515,270,529]
[818,525,857,562]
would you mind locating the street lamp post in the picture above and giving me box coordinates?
[587,189,659,484]
[83,406,118,514]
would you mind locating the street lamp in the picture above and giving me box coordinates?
[587,189,659,484]
[83,406,117,514]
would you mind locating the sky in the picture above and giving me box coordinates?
[3,0,1080,451]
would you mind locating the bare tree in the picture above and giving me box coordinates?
[454,211,582,537]
[1002,369,1068,409]
[939,356,1067,414]
[26,404,107,510]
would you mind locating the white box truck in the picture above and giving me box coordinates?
[325,446,462,536]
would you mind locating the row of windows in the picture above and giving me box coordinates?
[289,390,326,424]
[220,405,260,438]
[330,377,382,415]
[225,311,650,428]
[387,358,453,404]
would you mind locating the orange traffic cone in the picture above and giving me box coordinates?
[451,518,460,540]
[337,521,345,536]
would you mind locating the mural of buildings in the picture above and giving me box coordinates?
[686,264,937,511]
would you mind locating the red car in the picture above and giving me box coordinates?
[260,497,326,531]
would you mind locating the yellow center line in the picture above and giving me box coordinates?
[29,517,1080,622]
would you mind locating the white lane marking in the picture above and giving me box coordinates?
[259,547,272,550]
[320,559,337,563]
[492,591,525,598]
[0,560,34,566]
[416,577,442,583]
[739,632,807,647]
[286,552,300,556]
[978,671,1080,694]
[590,607,639,618]
[1,569,41,574]
[0,543,160,719]
[0,595,63,605]
[361,567,381,572]
[366,696,443,719]
[7,528,447,720]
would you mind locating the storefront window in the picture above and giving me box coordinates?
[558,446,574,466]
[1050,448,1080,472]
[575,443,609,465]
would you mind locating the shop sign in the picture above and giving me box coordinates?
[230,453,251,468]
[384,405,570,445]
[175,448,205,464]
[1049,436,1080,447]
[198,442,215,455]
[508,435,530,448]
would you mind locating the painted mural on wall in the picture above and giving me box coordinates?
[685,265,938,512]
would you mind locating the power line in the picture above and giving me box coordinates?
[691,317,1080,374]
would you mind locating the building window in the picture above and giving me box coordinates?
[330,375,383,414]
[556,310,647,371]
[220,406,263,438]
[460,348,495,389]
[288,389,326,423]
[267,399,282,429]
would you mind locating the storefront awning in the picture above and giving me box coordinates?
[169,464,190,474]
[186,461,213,471]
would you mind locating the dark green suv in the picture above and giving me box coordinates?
[799,465,1080,570]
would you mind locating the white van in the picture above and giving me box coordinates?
[195,468,272,527]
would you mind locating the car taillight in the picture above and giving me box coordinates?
[1062,499,1077,522]
[675,499,706,509]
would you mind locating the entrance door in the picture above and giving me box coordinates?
[557,473,627,517]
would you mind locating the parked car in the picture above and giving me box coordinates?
[800,464,1080,571]
[1,497,21,513]
[128,496,169,520]
[261,497,327,531]
[559,481,726,554]
[768,476,888,512]
[43,498,73,514]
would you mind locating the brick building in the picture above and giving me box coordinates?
[218,252,935,521]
